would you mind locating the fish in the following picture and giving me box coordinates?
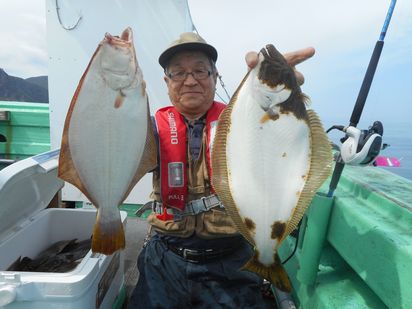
[7,238,92,273]
[211,44,332,291]
[58,27,157,255]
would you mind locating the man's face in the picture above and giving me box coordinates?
[164,51,217,119]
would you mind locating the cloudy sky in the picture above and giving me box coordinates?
[0,1,48,78]
[189,0,412,127]
[0,0,411,129]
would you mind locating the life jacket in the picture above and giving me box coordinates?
[154,101,226,220]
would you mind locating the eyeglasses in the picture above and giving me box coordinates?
[167,69,212,82]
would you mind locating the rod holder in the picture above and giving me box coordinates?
[297,192,334,285]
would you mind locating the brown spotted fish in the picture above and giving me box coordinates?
[58,27,157,255]
[212,44,332,291]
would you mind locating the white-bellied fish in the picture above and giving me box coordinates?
[212,44,332,291]
[58,28,157,255]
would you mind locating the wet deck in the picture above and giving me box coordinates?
[123,217,149,307]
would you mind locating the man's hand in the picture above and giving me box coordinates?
[245,47,315,85]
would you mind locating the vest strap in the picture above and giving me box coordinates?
[150,194,224,221]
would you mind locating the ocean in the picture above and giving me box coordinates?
[327,121,412,181]
[378,121,412,181]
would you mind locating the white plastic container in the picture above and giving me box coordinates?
[0,150,126,308]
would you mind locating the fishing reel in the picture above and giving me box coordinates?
[328,121,383,166]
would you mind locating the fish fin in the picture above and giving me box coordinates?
[58,133,100,205]
[114,91,125,108]
[211,71,255,246]
[91,209,125,255]
[121,99,157,201]
[284,109,333,237]
[58,139,95,201]
[243,253,292,292]
[58,80,86,193]
[58,44,103,206]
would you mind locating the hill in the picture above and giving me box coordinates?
[25,76,48,90]
[0,69,48,103]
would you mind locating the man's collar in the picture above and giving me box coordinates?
[184,113,206,125]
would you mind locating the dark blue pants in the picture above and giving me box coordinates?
[127,234,267,308]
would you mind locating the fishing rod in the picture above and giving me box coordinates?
[327,0,397,198]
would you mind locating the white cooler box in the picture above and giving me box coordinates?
[0,149,127,309]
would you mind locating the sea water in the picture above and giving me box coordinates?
[378,121,412,181]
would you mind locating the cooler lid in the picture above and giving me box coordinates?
[0,149,64,239]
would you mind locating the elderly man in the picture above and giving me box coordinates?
[127,32,314,308]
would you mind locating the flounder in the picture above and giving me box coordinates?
[212,45,332,291]
[58,27,156,255]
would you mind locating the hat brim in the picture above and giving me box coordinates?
[159,42,218,69]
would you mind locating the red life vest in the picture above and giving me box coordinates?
[154,101,226,219]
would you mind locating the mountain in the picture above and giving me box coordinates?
[25,76,48,90]
[0,69,48,103]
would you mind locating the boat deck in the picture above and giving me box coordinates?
[123,217,149,307]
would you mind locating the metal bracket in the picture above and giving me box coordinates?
[0,111,10,121]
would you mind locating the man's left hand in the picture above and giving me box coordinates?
[245,47,315,86]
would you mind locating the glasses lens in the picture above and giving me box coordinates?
[169,71,185,81]
[193,70,210,80]
[169,70,211,81]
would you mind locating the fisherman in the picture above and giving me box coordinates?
[127,32,315,308]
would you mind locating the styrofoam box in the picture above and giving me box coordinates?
[0,208,127,309]
[0,150,127,308]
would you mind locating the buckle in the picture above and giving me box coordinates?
[182,248,202,263]
[153,195,225,219]
[200,196,209,211]
[182,248,199,258]
[201,195,224,210]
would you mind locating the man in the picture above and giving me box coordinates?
[127,32,315,308]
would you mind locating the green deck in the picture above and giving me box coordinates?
[1,101,411,308]
[278,164,412,308]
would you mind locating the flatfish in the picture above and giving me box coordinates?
[212,44,332,291]
[58,27,157,255]
[7,239,92,273]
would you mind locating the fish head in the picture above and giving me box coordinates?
[99,27,142,90]
[251,44,302,116]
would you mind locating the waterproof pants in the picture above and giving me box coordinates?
[127,234,267,309]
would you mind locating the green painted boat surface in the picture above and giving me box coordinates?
[279,166,412,308]
[1,101,411,308]
[0,102,50,165]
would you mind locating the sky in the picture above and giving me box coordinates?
[0,0,411,130]
[188,0,412,128]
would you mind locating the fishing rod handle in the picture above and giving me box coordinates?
[349,40,384,127]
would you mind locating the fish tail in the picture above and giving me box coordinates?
[91,209,125,255]
[243,253,292,292]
